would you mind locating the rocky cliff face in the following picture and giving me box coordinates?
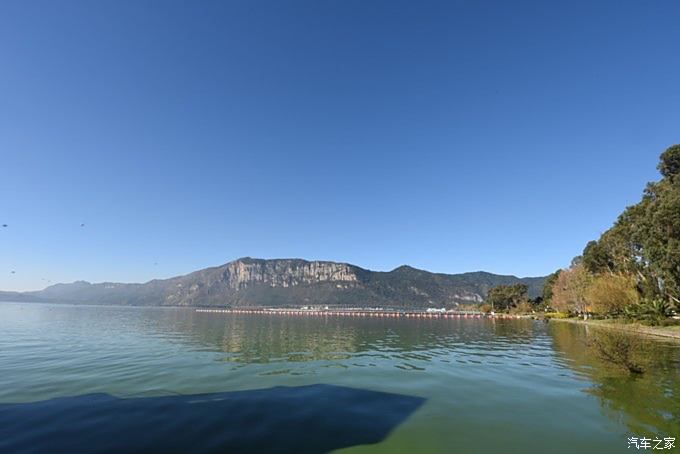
[222,258,359,289]
[160,258,364,306]
[11,257,545,308]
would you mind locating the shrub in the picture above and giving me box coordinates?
[624,299,677,326]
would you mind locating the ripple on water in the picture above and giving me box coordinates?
[2,303,680,452]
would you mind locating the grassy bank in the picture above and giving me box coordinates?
[549,317,680,341]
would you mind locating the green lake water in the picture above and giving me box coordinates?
[0,302,678,453]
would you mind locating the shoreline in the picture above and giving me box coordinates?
[549,317,680,341]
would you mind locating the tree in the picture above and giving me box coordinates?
[486,283,528,312]
[579,144,680,306]
[586,273,639,316]
[551,264,592,317]
[582,240,613,274]
[530,296,545,309]
[570,255,583,267]
[658,144,680,179]
[541,270,561,306]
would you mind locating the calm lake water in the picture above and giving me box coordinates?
[0,302,678,453]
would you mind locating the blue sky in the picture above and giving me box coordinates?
[1,0,679,291]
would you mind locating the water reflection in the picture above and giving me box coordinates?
[549,322,680,435]
[182,313,542,365]
[11,305,542,365]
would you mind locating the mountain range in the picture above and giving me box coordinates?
[1,257,545,308]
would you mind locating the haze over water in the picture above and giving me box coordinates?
[1,302,678,453]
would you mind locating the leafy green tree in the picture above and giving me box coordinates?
[570,255,583,267]
[582,240,613,274]
[486,283,528,312]
[658,144,680,179]
[541,270,561,305]
[580,144,680,307]
[530,296,544,309]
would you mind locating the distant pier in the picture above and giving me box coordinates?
[194,308,523,319]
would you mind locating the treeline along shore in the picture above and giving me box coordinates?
[481,145,680,337]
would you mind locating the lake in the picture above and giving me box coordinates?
[0,302,678,453]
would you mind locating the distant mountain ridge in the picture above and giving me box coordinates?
[3,257,545,308]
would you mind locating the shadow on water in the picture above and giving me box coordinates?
[0,384,424,454]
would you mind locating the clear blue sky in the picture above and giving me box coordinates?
[1,0,679,291]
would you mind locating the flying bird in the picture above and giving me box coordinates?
[80,223,85,227]
[10,270,15,274]
[2,224,7,227]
